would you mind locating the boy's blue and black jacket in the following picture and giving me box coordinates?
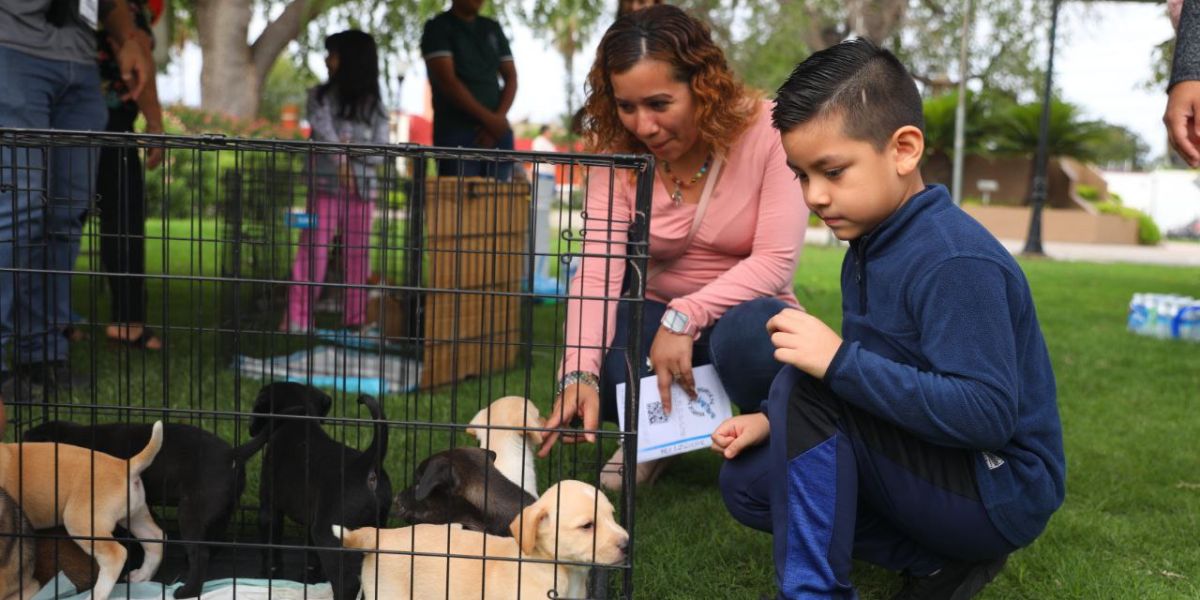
[824,184,1066,548]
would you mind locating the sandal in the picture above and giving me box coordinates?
[62,326,87,343]
[107,326,163,351]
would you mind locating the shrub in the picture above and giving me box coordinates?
[1075,183,1100,202]
[147,106,309,218]
[1095,202,1161,245]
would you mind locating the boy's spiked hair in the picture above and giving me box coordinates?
[772,38,924,149]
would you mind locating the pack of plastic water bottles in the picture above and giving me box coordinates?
[1127,293,1200,341]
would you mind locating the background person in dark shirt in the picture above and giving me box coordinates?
[92,0,165,350]
[421,0,517,180]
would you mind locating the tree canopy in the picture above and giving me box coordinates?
[169,0,1082,130]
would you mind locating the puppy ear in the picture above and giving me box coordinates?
[249,385,274,436]
[465,407,487,442]
[311,387,333,416]
[526,417,547,445]
[510,503,546,556]
[414,455,456,501]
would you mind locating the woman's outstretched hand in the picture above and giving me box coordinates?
[538,382,601,458]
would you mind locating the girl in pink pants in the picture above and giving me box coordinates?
[283,29,388,332]
[286,189,373,330]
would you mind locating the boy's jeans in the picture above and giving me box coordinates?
[0,46,106,375]
[718,367,1016,598]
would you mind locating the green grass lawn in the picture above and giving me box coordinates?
[43,232,1200,598]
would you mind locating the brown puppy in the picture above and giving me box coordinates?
[0,393,36,600]
[335,480,629,600]
[392,447,535,536]
[33,527,98,591]
[465,397,545,498]
[0,421,165,600]
[0,487,37,600]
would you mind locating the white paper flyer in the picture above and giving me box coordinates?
[615,364,733,463]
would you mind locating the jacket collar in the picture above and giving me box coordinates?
[850,184,949,256]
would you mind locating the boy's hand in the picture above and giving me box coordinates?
[711,413,769,459]
[767,308,843,380]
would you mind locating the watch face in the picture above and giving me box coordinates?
[663,310,688,332]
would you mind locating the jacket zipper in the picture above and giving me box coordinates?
[855,239,868,314]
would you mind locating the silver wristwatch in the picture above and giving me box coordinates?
[660,308,695,336]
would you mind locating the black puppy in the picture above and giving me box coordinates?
[22,419,269,598]
[251,382,391,600]
[394,446,535,537]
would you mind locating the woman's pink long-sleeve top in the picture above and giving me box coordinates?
[562,104,808,377]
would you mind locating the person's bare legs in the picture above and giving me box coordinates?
[106,323,162,350]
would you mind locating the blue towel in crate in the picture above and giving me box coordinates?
[234,345,420,395]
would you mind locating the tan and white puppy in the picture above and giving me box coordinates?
[0,421,165,600]
[335,480,629,600]
[465,397,544,498]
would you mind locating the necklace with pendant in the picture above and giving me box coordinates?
[663,153,713,205]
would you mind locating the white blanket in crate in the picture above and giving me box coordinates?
[32,574,333,600]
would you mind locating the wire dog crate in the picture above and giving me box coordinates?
[0,128,652,600]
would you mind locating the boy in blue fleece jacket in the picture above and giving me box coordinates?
[712,39,1065,600]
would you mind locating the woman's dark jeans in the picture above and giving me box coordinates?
[598,297,790,423]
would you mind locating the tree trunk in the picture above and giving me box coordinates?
[800,0,909,53]
[196,0,312,120]
[846,0,907,44]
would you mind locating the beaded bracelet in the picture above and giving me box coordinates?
[559,370,600,395]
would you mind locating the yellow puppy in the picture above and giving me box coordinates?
[336,480,628,599]
[0,422,165,600]
[465,396,545,497]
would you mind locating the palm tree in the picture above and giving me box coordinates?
[991,98,1108,163]
[521,0,607,127]
[922,90,1011,160]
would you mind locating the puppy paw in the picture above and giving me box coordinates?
[127,566,153,583]
[173,582,203,598]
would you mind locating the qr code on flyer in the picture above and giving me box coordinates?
[647,401,668,425]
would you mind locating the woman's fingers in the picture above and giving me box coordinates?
[655,368,674,415]
[678,363,697,399]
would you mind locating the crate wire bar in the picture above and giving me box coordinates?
[0,128,652,599]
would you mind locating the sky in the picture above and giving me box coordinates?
[158,2,1177,161]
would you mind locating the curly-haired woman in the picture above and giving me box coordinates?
[538,4,808,490]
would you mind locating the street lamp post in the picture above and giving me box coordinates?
[1022,0,1063,256]
[952,0,974,205]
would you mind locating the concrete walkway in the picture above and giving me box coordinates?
[804,227,1200,268]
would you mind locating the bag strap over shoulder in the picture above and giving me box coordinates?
[647,155,724,281]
